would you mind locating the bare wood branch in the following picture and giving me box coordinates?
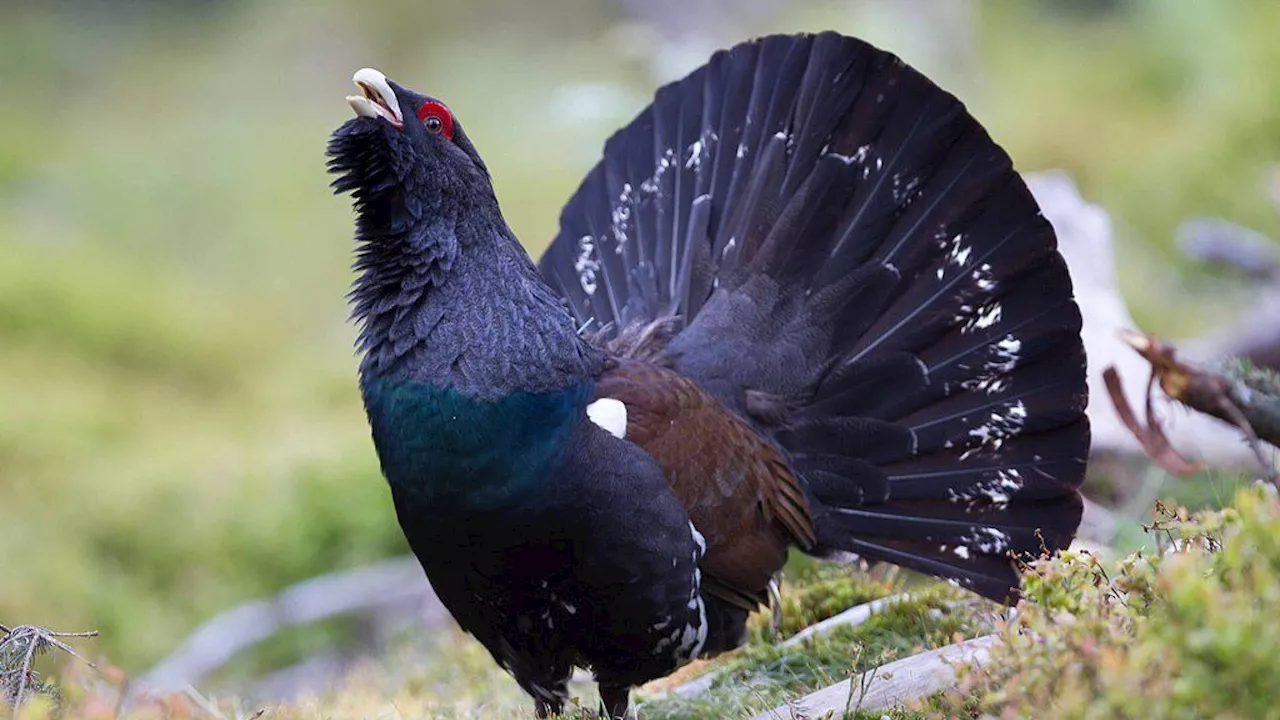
[1176,217,1280,281]
[137,557,442,695]
[645,593,917,701]
[776,593,915,650]
[1103,365,1205,476]
[1115,331,1280,482]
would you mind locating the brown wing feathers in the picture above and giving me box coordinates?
[594,357,815,611]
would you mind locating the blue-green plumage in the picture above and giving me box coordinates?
[361,376,593,510]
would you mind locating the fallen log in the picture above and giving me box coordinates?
[749,634,1000,719]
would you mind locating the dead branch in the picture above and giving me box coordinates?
[749,634,1001,719]
[1103,365,1205,477]
[1111,330,1280,482]
[138,557,443,697]
[0,624,98,712]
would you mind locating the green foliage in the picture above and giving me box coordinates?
[939,486,1280,720]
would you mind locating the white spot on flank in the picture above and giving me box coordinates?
[736,142,748,159]
[953,545,971,560]
[586,398,627,439]
[689,522,707,557]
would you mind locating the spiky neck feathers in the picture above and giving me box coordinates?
[329,117,601,399]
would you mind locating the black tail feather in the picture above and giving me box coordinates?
[538,32,1089,603]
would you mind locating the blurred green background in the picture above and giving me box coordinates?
[2,0,1278,683]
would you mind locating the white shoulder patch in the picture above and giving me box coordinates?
[586,398,628,439]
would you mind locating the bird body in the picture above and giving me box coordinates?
[327,32,1089,717]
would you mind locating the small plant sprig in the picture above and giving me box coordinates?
[0,623,98,713]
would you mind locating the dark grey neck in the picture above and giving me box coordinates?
[351,204,602,399]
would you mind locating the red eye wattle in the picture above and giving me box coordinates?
[416,100,454,140]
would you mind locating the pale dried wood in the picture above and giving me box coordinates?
[749,634,1000,719]
[138,557,443,695]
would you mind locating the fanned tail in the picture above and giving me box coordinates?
[538,32,1088,603]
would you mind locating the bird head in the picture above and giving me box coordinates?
[327,68,492,226]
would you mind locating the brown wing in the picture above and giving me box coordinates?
[594,357,816,611]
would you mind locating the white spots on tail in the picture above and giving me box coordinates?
[684,128,719,170]
[827,143,882,179]
[957,334,1023,396]
[993,333,1024,368]
[935,233,973,280]
[639,147,677,195]
[574,235,599,296]
[960,400,1028,460]
[891,172,921,204]
[934,233,1003,337]
[961,301,1003,334]
[610,183,633,251]
[586,398,628,439]
[945,233,972,267]
[972,263,997,292]
[941,527,1012,562]
[736,142,748,159]
[949,467,1025,511]
[966,527,1012,554]
[685,139,704,168]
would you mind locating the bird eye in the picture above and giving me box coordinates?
[416,100,455,140]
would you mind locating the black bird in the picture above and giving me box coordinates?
[326,31,1089,718]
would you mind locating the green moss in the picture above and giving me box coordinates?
[639,586,988,720]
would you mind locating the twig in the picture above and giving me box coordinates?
[1102,364,1204,476]
[1,624,98,711]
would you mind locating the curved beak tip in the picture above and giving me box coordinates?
[349,67,404,127]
